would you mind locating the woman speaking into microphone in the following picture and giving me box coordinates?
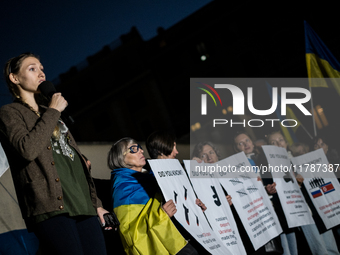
[0,53,108,255]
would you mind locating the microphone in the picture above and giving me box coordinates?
[38,81,56,99]
[38,81,75,125]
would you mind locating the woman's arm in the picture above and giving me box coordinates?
[0,104,61,161]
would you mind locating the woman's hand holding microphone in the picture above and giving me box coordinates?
[49,93,68,112]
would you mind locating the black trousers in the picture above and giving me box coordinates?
[177,242,199,255]
[34,214,107,255]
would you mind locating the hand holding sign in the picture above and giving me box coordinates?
[265,182,277,195]
[196,198,207,212]
[163,199,177,217]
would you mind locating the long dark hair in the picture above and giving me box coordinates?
[146,131,176,159]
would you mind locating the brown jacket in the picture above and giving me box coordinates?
[0,102,102,224]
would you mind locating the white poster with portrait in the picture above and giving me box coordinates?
[148,159,232,255]
[290,149,340,229]
[213,152,282,251]
[261,145,314,228]
[184,160,246,255]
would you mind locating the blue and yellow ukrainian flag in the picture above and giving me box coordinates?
[111,168,187,255]
[305,20,340,95]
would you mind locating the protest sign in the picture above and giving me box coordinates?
[261,145,314,228]
[148,159,232,255]
[290,149,340,229]
[215,152,282,250]
[184,160,246,255]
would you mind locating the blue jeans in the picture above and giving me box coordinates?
[301,224,339,255]
[34,214,107,255]
[280,232,297,255]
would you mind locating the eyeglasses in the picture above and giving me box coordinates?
[123,144,143,155]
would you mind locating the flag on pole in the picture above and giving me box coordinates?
[305,20,340,96]
[266,82,299,145]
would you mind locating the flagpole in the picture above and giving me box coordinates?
[299,120,313,139]
[309,85,317,137]
[305,21,317,138]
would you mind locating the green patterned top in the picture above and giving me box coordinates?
[30,120,96,223]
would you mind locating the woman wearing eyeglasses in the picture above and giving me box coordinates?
[108,137,198,255]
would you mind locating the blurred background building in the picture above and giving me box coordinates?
[52,0,340,156]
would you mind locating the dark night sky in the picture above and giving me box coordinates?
[0,0,213,106]
[2,0,340,143]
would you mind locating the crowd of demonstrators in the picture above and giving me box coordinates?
[189,130,340,255]
[266,131,339,255]
[191,141,280,255]
[2,53,340,255]
[0,53,109,255]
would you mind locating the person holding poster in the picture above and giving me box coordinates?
[146,131,207,211]
[191,142,232,206]
[267,131,339,255]
[311,136,340,169]
[108,137,198,255]
[290,142,309,157]
[191,141,220,163]
[232,132,278,204]
[192,141,281,255]
[233,132,278,186]
[146,131,208,254]
[145,131,179,159]
[310,137,340,252]
[231,132,289,255]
